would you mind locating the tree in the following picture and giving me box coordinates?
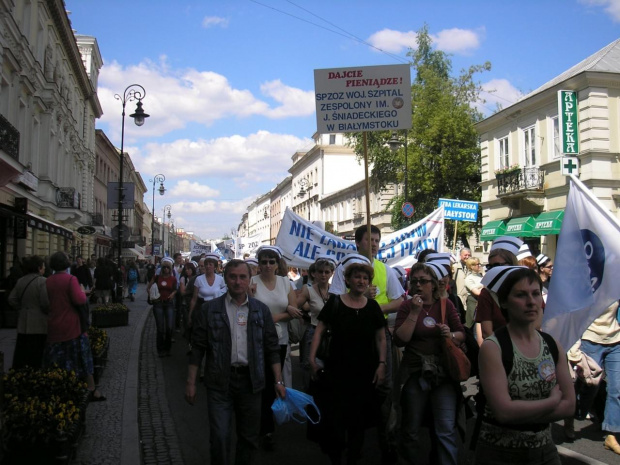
[348,25,490,247]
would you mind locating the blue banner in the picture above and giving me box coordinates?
[438,198,478,222]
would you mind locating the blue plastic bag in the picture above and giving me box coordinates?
[271,387,321,425]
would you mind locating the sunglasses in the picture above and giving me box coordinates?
[260,259,277,265]
[410,278,432,285]
[485,262,509,271]
[315,269,332,275]
[161,266,170,269]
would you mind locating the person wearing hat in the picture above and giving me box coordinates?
[245,257,259,276]
[295,255,336,391]
[394,261,465,465]
[189,254,227,325]
[475,236,521,342]
[475,266,574,465]
[309,254,387,465]
[148,257,178,357]
[185,259,285,465]
[250,245,301,450]
[536,254,553,299]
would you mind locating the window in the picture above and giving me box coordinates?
[552,116,561,159]
[329,134,336,145]
[498,136,509,170]
[523,125,536,166]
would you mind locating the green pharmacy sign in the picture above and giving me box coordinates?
[558,90,579,155]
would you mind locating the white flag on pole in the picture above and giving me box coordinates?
[542,175,620,349]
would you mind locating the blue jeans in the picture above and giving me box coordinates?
[580,339,620,433]
[206,371,262,465]
[152,300,174,354]
[399,372,459,465]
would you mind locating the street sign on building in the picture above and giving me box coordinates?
[561,156,580,176]
[438,198,479,222]
[314,64,411,134]
[558,90,579,155]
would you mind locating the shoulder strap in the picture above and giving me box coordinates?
[494,326,514,376]
[538,330,559,365]
[440,297,446,323]
[19,275,40,303]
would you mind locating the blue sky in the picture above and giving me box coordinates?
[66,0,620,240]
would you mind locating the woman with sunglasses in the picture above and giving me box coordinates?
[148,257,178,357]
[309,255,387,465]
[296,256,336,390]
[189,254,227,325]
[536,254,554,302]
[394,262,465,464]
[251,245,300,450]
[475,236,520,343]
[475,266,574,465]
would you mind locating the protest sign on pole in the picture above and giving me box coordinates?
[314,64,412,260]
[190,240,211,256]
[275,207,443,269]
[235,233,263,258]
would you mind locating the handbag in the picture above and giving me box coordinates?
[149,281,161,302]
[440,298,471,382]
[69,277,90,333]
[288,317,307,345]
[271,387,321,425]
[316,296,340,361]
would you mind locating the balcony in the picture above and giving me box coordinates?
[496,167,544,196]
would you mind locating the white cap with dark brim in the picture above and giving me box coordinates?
[339,253,372,271]
[315,254,337,267]
[536,254,550,266]
[256,245,283,259]
[425,253,452,267]
[426,262,449,280]
[481,265,527,294]
[245,258,259,267]
[490,236,523,256]
[516,243,532,261]
[204,253,221,262]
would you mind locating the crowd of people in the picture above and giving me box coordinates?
[4,224,619,465]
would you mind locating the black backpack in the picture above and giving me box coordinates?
[470,326,559,450]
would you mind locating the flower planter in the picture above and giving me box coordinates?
[92,338,109,384]
[91,311,128,328]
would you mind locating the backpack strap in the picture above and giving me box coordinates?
[538,330,559,365]
[495,325,514,376]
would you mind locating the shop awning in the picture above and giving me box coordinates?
[121,248,145,260]
[27,212,74,240]
[505,216,536,237]
[480,220,507,241]
[531,210,564,236]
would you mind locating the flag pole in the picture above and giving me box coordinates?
[363,132,373,261]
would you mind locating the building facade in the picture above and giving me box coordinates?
[0,0,103,277]
[477,39,620,258]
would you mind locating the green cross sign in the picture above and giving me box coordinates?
[564,159,578,173]
[561,156,579,176]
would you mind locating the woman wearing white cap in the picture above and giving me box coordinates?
[394,262,465,465]
[475,236,521,342]
[188,254,227,324]
[475,266,574,465]
[148,257,178,357]
[251,245,300,450]
[536,254,553,299]
[309,254,387,465]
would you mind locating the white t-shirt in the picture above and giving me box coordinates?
[251,274,291,345]
[194,273,227,301]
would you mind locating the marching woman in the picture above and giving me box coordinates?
[394,262,465,465]
[296,255,336,391]
[475,236,521,342]
[475,266,574,465]
[250,245,300,450]
[148,257,177,357]
[188,254,227,324]
[309,254,386,465]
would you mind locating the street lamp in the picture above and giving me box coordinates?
[389,130,408,205]
[297,178,310,220]
[163,205,171,255]
[115,84,149,303]
[149,174,166,261]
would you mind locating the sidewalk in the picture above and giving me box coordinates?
[0,284,152,465]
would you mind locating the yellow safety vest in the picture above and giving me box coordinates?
[373,259,390,306]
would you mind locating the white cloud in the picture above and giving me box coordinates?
[134,130,311,180]
[96,59,314,142]
[580,0,620,22]
[202,16,229,28]
[430,28,482,54]
[367,29,418,53]
[366,27,482,55]
[169,180,220,198]
[476,79,524,115]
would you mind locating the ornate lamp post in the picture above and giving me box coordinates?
[115,84,149,303]
[297,178,310,220]
[149,175,166,260]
